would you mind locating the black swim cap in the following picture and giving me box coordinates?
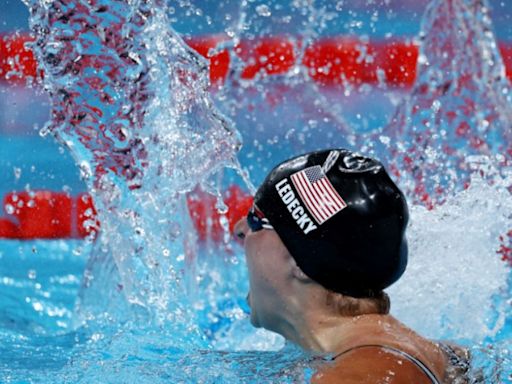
[254,149,408,298]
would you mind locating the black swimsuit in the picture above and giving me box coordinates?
[333,344,441,383]
[332,343,473,383]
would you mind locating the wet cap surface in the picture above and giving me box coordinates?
[254,149,409,297]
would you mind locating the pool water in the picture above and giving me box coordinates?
[1,239,510,383]
[1,0,512,383]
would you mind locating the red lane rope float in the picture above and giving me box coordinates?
[0,185,253,241]
[0,34,39,84]
[2,187,510,265]
[0,191,98,239]
[3,33,512,87]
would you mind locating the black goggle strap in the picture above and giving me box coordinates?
[250,206,274,230]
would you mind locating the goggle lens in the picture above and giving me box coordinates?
[247,206,273,232]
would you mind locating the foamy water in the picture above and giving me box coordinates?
[372,0,512,205]
[390,158,512,341]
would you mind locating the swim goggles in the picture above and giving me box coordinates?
[247,206,274,232]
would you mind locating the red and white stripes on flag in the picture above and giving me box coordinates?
[290,165,347,225]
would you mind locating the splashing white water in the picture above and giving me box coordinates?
[390,157,511,341]
[23,0,243,332]
[374,0,512,204]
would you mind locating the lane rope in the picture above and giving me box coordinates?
[3,34,510,87]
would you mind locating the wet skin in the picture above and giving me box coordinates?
[233,216,450,383]
[234,217,292,331]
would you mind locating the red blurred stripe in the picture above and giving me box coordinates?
[5,33,511,87]
[0,34,38,84]
[3,191,72,239]
[0,188,253,240]
[0,218,18,238]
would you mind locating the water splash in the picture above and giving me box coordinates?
[10,0,512,382]
[389,156,512,341]
[23,0,241,330]
[379,1,512,343]
[212,0,356,182]
[375,0,512,204]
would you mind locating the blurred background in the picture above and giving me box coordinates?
[2,0,512,222]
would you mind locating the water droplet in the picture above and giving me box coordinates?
[13,167,21,180]
[379,136,391,145]
[135,227,145,236]
[5,204,14,214]
[39,125,50,137]
[79,161,92,180]
[215,197,228,214]
[219,214,230,243]
[91,333,103,342]
[431,99,441,113]
[256,4,271,17]
[417,54,428,65]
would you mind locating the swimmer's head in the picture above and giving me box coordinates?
[254,149,409,298]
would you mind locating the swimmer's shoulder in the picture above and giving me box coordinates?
[311,345,438,384]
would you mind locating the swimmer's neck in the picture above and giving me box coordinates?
[279,312,399,355]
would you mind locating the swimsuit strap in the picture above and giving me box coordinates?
[333,344,441,384]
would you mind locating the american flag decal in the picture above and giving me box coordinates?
[290,166,347,225]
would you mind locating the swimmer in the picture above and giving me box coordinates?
[234,149,470,384]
